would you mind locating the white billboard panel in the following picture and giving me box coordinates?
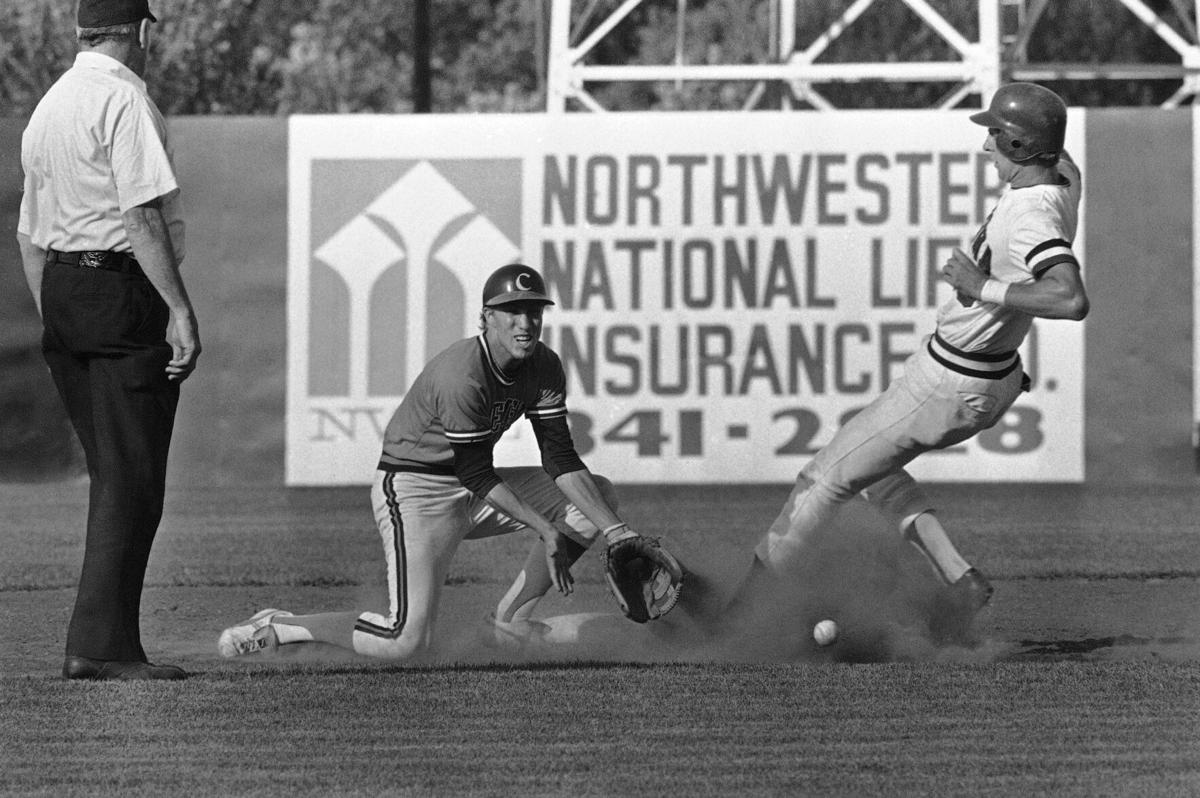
[287,111,1085,485]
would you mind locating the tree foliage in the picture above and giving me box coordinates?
[1,0,1194,116]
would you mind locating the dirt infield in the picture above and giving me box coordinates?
[2,481,1199,675]
[3,576,1199,679]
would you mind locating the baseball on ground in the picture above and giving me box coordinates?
[813,619,839,646]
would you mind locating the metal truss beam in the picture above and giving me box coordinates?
[547,0,1200,111]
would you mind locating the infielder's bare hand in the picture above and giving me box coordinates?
[542,531,575,595]
[167,311,201,381]
[942,247,988,307]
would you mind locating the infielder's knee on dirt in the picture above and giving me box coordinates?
[350,610,434,660]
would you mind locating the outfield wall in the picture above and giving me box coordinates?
[0,110,1193,486]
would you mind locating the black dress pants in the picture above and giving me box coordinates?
[40,262,179,662]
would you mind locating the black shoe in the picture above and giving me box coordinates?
[948,567,994,614]
[63,656,188,681]
[929,568,993,644]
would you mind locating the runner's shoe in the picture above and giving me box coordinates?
[931,568,993,644]
[949,567,994,613]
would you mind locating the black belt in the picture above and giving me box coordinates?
[927,333,1020,381]
[47,249,144,276]
[377,461,456,476]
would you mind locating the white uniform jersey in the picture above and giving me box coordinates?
[935,158,1082,357]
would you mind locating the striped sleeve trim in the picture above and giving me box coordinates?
[526,404,567,420]
[1027,238,1078,279]
[445,428,492,444]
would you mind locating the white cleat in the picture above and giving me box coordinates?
[478,612,551,653]
[217,608,294,658]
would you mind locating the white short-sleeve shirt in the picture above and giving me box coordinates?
[18,51,184,261]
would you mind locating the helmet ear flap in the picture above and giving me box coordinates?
[973,82,1067,163]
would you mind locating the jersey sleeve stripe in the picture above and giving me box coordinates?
[1027,239,1077,278]
[1031,253,1079,279]
[526,405,567,419]
[445,429,492,444]
[1027,238,1072,260]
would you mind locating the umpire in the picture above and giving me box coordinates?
[15,0,200,680]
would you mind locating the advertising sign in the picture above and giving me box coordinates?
[287,112,1085,485]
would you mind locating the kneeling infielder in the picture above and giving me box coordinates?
[219,264,678,660]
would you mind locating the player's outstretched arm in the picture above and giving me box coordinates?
[552,469,630,542]
[553,468,685,623]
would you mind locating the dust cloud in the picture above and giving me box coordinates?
[441,496,997,666]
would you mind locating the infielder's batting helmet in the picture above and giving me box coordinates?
[482,263,555,307]
[970,82,1067,162]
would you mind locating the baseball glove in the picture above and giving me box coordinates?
[602,534,684,623]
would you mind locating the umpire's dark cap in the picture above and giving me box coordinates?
[482,263,555,307]
[78,0,157,27]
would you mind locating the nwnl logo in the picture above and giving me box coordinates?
[307,159,522,399]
